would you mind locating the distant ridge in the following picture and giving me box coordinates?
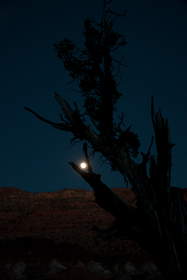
[0,186,29,193]
[0,185,186,197]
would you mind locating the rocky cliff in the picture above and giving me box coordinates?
[0,186,186,279]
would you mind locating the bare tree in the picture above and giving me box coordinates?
[25,1,187,279]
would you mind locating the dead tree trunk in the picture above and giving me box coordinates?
[24,95,187,279]
[24,4,187,276]
[70,157,186,280]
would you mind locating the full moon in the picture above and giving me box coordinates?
[79,161,88,170]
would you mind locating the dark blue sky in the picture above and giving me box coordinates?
[1,0,187,192]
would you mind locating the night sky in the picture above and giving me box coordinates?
[1,0,187,192]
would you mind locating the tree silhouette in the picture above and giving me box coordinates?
[25,1,187,279]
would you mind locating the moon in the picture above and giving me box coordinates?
[79,161,88,170]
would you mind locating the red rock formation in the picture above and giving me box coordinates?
[0,186,186,261]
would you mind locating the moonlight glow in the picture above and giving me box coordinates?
[79,161,88,170]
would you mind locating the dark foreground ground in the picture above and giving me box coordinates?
[0,186,186,279]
